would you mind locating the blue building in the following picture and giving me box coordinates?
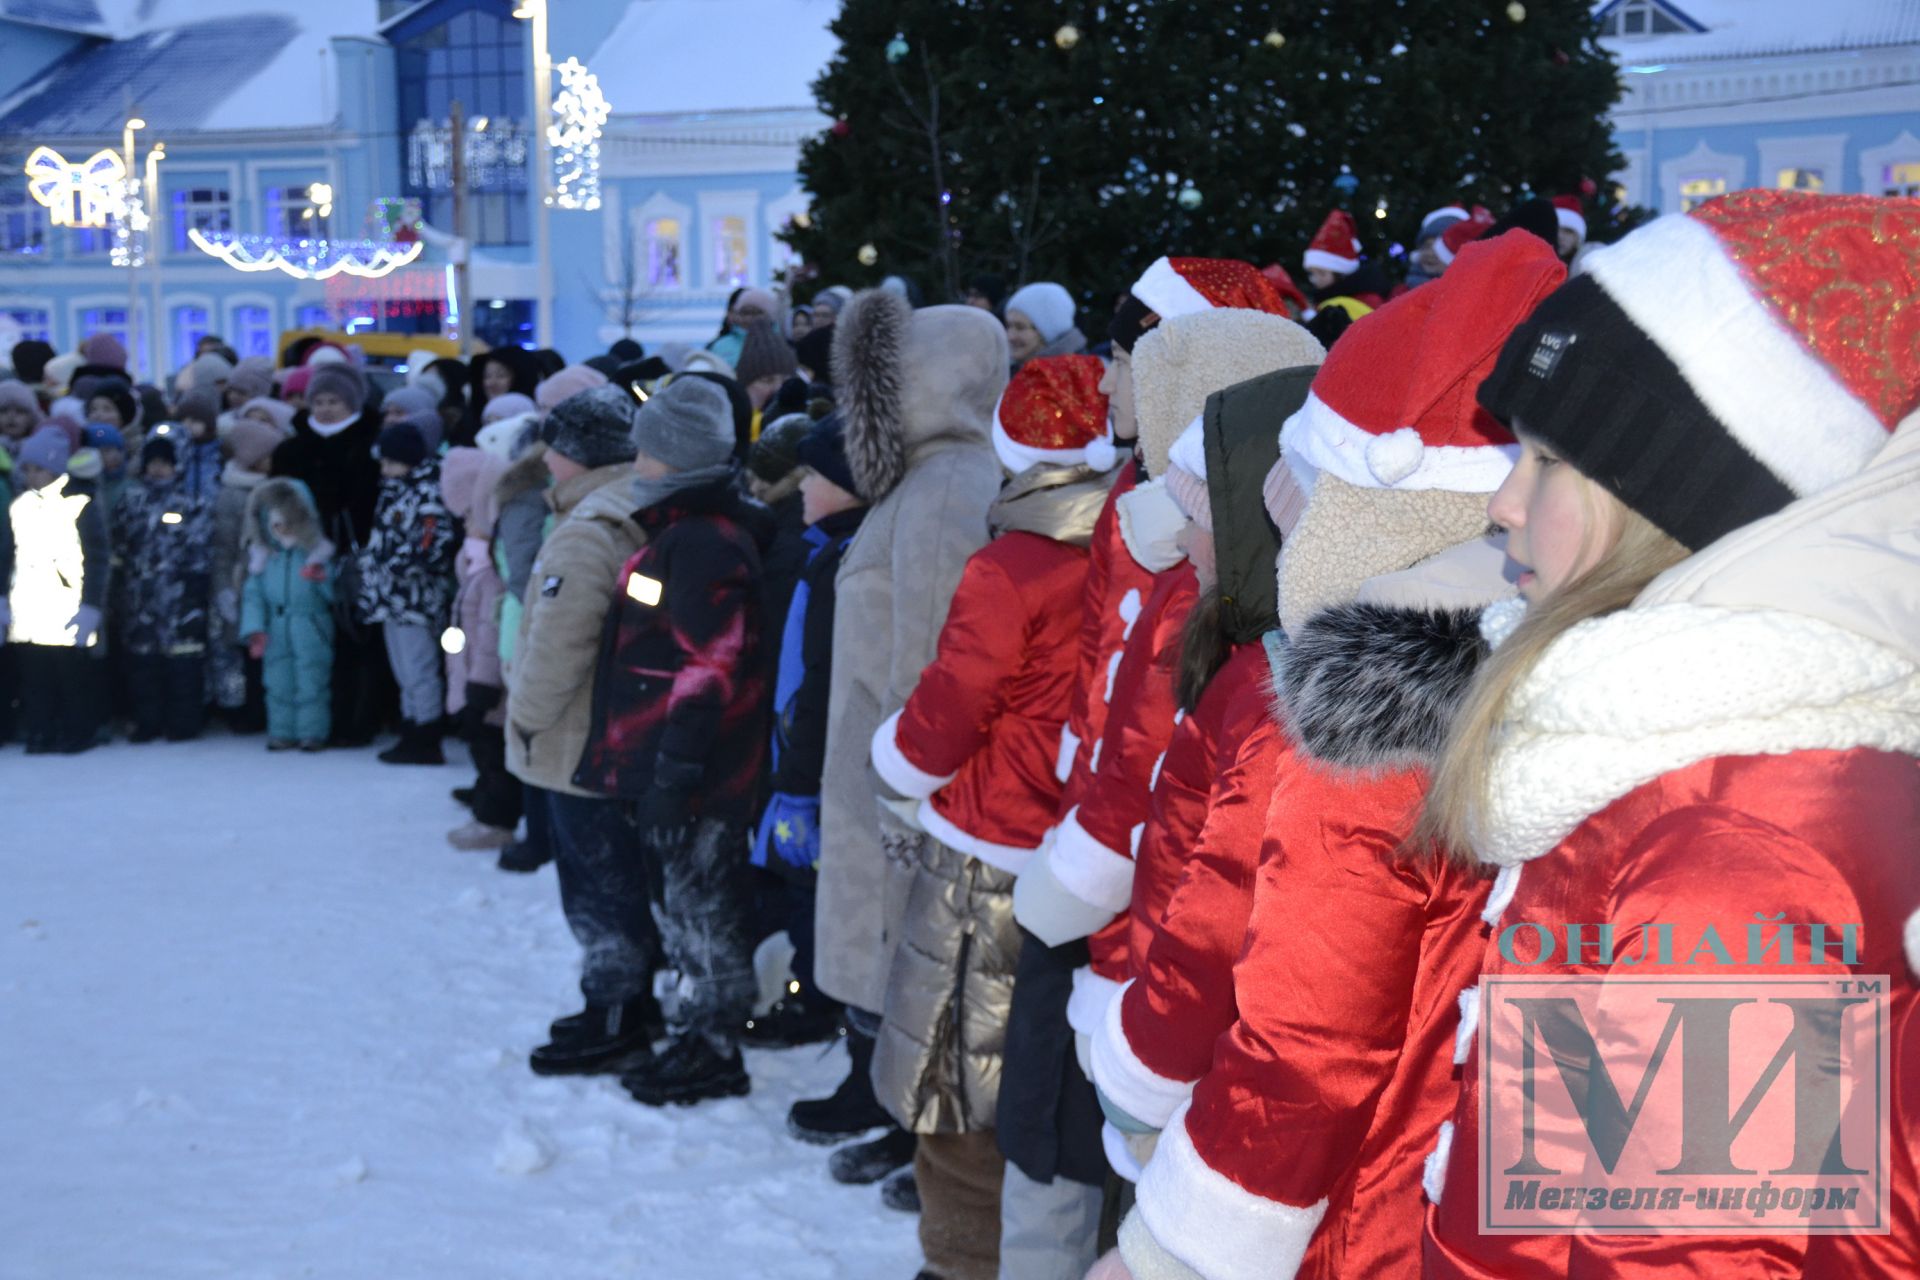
[0,0,837,381]
[1597,0,1920,212]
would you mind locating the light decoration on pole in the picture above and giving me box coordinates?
[547,56,608,210]
[23,146,126,227]
[188,228,424,280]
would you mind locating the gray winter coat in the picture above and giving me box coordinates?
[813,292,1010,1015]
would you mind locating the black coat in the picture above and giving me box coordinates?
[270,410,383,549]
[767,504,861,798]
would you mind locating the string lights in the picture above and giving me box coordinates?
[23,145,127,228]
[548,56,609,210]
[187,227,424,280]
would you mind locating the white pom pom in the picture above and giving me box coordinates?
[1905,907,1920,979]
[1084,434,1119,474]
[1365,426,1425,486]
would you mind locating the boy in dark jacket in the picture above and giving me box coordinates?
[744,415,865,1049]
[173,389,226,502]
[573,376,769,1106]
[7,426,109,753]
[111,434,215,741]
[358,422,459,764]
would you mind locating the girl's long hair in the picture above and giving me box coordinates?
[1415,479,1690,864]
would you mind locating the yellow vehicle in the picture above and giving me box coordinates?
[275,329,460,372]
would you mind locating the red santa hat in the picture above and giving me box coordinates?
[1302,209,1362,275]
[1129,257,1292,321]
[1432,206,1495,266]
[1480,189,1920,550]
[1552,194,1588,242]
[992,353,1116,475]
[1259,262,1309,315]
[1281,230,1567,496]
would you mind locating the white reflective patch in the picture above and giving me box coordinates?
[440,626,466,655]
[626,572,664,606]
[161,511,183,525]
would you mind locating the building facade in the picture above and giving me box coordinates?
[0,0,836,380]
[1597,0,1920,213]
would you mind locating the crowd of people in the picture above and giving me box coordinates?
[2,186,1915,1280]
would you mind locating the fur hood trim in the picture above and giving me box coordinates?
[246,477,324,550]
[1131,309,1324,480]
[1279,602,1487,770]
[836,289,911,502]
[1476,603,1920,867]
[836,291,1009,504]
[494,444,550,509]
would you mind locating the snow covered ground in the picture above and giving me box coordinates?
[1,734,919,1279]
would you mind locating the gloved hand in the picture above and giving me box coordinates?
[299,561,327,583]
[456,534,491,582]
[247,632,268,661]
[67,604,102,647]
[636,783,693,850]
[0,595,10,633]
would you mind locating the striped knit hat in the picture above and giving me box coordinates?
[1478,190,1920,550]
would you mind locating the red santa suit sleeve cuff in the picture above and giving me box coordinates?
[1091,978,1200,1130]
[869,708,955,800]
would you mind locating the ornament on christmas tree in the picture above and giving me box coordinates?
[885,33,910,63]
[1333,170,1359,198]
[1177,184,1203,211]
[830,117,851,138]
[1054,24,1080,49]
[857,243,879,266]
[1262,29,1286,49]
[1506,1,1526,21]
[791,211,812,230]
[1579,176,1598,197]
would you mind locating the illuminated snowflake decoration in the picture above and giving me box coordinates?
[188,227,424,280]
[548,57,609,210]
[24,146,127,228]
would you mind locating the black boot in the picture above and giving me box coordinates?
[787,1024,891,1144]
[741,992,844,1048]
[828,1124,916,1185]
[879,1166,921,1214]
[528,997,659,1075]
[378,720,445,766]
[497,837,553,874]
[451,785,477,809]
[620,1033,750,1106]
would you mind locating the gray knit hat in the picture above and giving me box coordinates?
[631,376,734,473]
[306,362,367,414]
[543,385,638,468]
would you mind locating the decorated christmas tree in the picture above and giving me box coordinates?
[782,0,1627,309]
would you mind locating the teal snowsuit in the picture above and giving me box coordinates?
[240,479,336,744]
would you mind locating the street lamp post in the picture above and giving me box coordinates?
[123,114,144,378]
[514,0,554,348]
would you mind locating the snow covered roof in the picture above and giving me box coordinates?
[0,0,107,35]
[1596,0,1920,63]
[588,0,839,116]
[0,2,382,136]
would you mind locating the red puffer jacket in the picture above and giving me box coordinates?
[1055,464,1154,805]
[1131,601,1493,1280]
[871,529,1090,871]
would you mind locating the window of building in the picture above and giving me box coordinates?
[2,307,52,345]
[72,226,114,255]
[474,299,534,351]
[172,305,211,371]
[172,187,233,252]
[1679,174,1726,211]
[1883,162,1920,198]
[711,215,749,289]
[1776,168,1823,191]
[1599,0,1692,37]
[294,303,332,331]
[266,186,331,240]
[395,5,530,248]
[233,305,274,359]
[646,217,683,289]
[1,188,48,256]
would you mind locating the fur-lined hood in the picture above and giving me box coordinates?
[1278,602,1487,771]
[246,477,325,550]
[493,443,550,511]
[834,290,1008,503]
[441,446,508,536]
[1132,309,1323,480]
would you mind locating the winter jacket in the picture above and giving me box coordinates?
[439,448,508,715]
[1013,325,1089,372]
[815,293,1010,1014]
[492,446,552,674]
[6,473,107,646]
[752,505,866,874]
[208,463,269,708]
[1054,463,1155,824]
[111,475,214,656]
[756,482,810,663]
[1424,426,1920,1280]
[0,450,13,601]
[869,461,1108,1136]
[355,457,457,628]
[1125,602,1493,1280]
[240,479,334,741]
[270,408,383,549]
[505,463,644,797]
[177,434,223,503]
[573,478,769,807]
